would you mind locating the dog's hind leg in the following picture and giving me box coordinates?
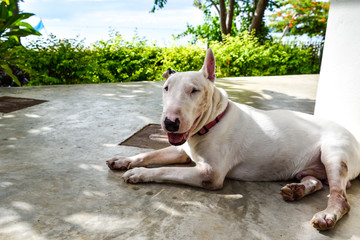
[310,151,351,231]
[280,176,323,201]
[106,146,190,170]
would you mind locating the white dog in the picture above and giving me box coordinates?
[107,49,360,231]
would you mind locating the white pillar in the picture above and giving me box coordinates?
[314,0,360,141]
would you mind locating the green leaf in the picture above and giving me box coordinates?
[15,21,35,30]
[2,12,35,31]
[1,2,9,19]
[1,63,21,86]
[4,28,41,38]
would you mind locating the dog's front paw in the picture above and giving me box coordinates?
[280,183,305,201]
[311,210,337,231]
[122,168,148,183]
[106,156,142,170]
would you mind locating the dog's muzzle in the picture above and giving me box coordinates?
[163,117,189,146]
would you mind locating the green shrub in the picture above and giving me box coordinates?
[161,45,205,74]
[92,32,163,82]
[18,34,98,85]
[210,32,319,77]
[210,32,264,77]
[16,31,320,86]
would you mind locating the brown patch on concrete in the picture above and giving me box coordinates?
[120,124,171,150]
[0,96,47,113]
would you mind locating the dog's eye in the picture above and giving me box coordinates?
[191,88,199,94]
[164,86,169,92]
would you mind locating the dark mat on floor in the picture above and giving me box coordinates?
[0,96,47,113]
[119,124,170,150]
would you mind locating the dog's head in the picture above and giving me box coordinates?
[161,48,216,145]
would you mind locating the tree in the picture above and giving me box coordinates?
[177,14,225,42]
[249,0,269,34]
[153,0,236,38]
[268,0,329,40]
[177,0,241,42]
[152,0,273,41]
[212,0,235,35]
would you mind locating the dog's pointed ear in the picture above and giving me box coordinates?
[162,68,177,79]
[201,48,216,82]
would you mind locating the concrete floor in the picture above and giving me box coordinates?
[1,75,360,240]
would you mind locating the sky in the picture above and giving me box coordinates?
[20,0,204,46]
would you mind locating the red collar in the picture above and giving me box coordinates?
[196,102,230,136]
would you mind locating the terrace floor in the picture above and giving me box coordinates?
[1,74,360,240]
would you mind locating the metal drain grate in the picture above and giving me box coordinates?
[119,124,170,150]
[0,96,47,113]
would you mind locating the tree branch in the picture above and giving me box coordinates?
[209,0,220,16]
[281,12,298,38]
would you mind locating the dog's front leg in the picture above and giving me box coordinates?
[106,146,190,170]
[122,163,223,190]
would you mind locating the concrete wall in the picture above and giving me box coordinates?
[314,0,360,141]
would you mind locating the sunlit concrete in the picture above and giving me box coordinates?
[1,75,360,240]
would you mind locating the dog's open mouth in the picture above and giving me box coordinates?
[166,115,201,146]
[167,132,189,146]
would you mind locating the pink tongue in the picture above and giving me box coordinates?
[167,133,186,145]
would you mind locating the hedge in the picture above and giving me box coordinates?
[16,32,321,86]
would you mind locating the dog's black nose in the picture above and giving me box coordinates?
[164,117,180,132]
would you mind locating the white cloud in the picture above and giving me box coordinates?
[21,0,204,46]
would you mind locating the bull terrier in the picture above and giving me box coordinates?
[106,48,360,231]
